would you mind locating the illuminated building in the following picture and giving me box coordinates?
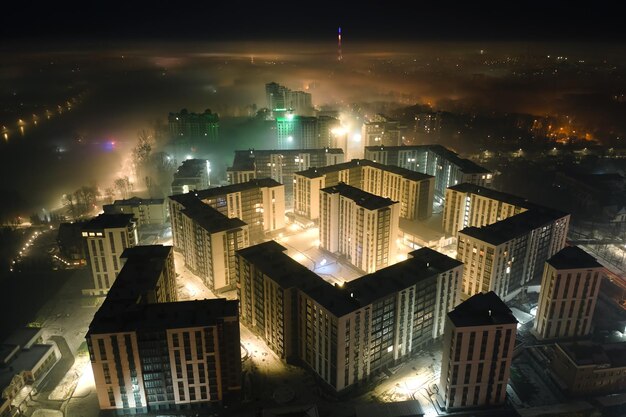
[227,148,344,207]
[265,82,313,117]
[456,209,569,301]
[533,246,603,340]
[439,292,517,411]
[294,159,434,221]
[550,341,626,395]
[365,145,492,204]
[362,114,402,147]
[236,241,462,391]
[443,183,534,236]
[87,245,241,412]
[413,112,442,143]
[103,197,168,226]
[82,213,138,296]
[168,109,219,141]
[179,199,249,293]
[316,116,341,148]
[171,159,211,195]
[276,115,318,149]
[169,178,285,246]
[320,183,399,273]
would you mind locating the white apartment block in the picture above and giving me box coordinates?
[533,246,603,340]
[103,197,168,226]
[439,292,517,411]
[320,183,399,274]
[82,213,137,295]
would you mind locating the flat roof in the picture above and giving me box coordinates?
[558,342,626,368]
[108,197,164,206]
[181,200,246,233]
[296,159,433,182]
[0,344,56,389]
[355,400,424,417]
[170,178,282,203]
[237,242,460,318]
[364,145,490,174]
[459,209,568,245]
[321,182,397,211]
[448,291,517,327]
[3,327,43,349]
[547,246,603,270]
[448,183,535,209]
[83,213,134,231]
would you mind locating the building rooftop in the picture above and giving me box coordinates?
[82,213,135,231]
[364,145,490,174]
[2,327,43,350]
[181,200,246,233]
[448,291,517,327]
[459,209,568,245]
[447,183,536,209]
[558,342,626,368]
[547,246,603,270]
[355,400,424,417]
[0,344,57,389]
[296,159,433,182]
[169,178,283,204]
[321,182,397,211]
[106,196,165,206]
[237,243,461,318]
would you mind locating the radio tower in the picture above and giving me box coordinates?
[337,27,343,62]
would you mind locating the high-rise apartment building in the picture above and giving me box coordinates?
[179,199,249,293]
[365,145,492,203]
[439,292,517,411]
[82,213,138,295]
[320,183,399,273]
[236,241,462,391]
[103,197,168,226]
[413,112,442,143]
[533,246,603,340]
[362,114,402,147]
[457,209,569,300]
[169,179,285,246]
[227,148,344,207]
[265,82,313,116]
[87,245,241,413]
[171,159,211,195]
[294,159,434,221]
[168,109,219,141]
[276,115,319,149]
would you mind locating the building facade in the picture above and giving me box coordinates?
[361,114,402,147]
[236,241,463,391]
[227,148,344,207]
[294,159,434,221]
[169,179,285,246]
[320,183,399,274]
[179,199,249,293]
[87,245,241,413]
[103,197,168,226]
[456,209,570,300]
[439,292,517,411]
[82,214,138,295]
[171,159,211,195]
[364,145,492,203]
[265,82,313,116]
[533,246,603,340]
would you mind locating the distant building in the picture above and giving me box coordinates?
[550,341,626,395]
[171,159,211,195]
[103,197,167,226]
[533,246,603,340]
[227,148,344,207]
[294,159,434,221]
[320,183,399,273]
[266,82,313,117]
[169,178,285,245]
[439,292,517,411]
[236,241,462,391]
[168,108,219,141]
[413,112,442,143]
[82,213,137,295]
[362,114,402,147]
[87,245,241,412]
[179,199,249,293]
[316,116,341,148]
[457,209,569,300]
[57,221,87,265]
[365,145,492,204]
[1,327,60,417]
[276,115,319,149]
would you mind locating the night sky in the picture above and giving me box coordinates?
[2,2,626,41]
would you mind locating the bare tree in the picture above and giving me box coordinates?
[62,193,78,220]
[114,177,131,199]
[104,187,116,204]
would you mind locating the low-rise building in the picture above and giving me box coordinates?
[236,241,462,391]
[439,292,517,411]
[103,197,168,226]
[169,178,285,245]
[82,213,138,295]
[550,342,626,395]
[365,145,492,204]
[534,246,604,340]
[320,183,399,273]
[294,159,434,221]
[87,245,241,413]
[171,159,211,195]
